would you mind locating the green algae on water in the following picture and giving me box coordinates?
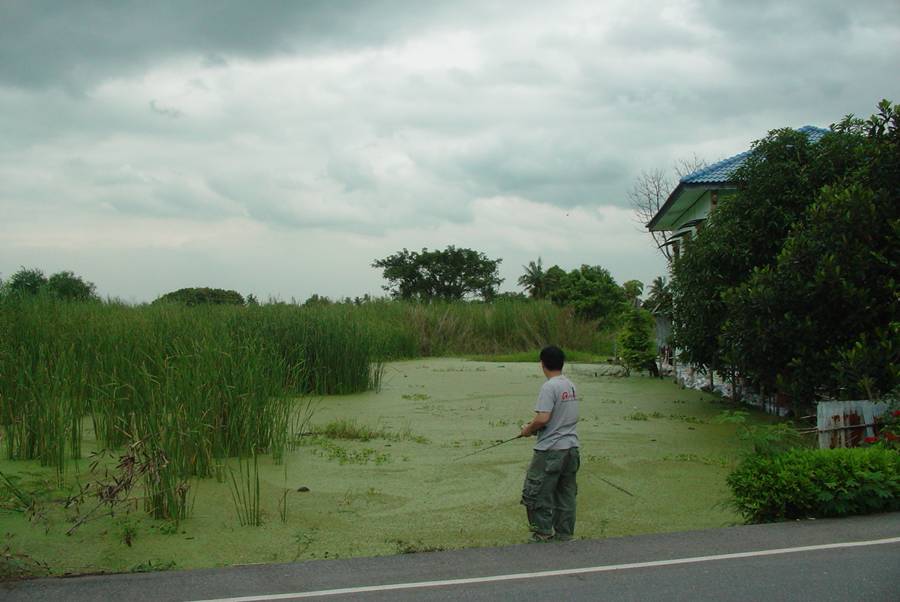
[0,359,769,576]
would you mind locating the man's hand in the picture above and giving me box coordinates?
[521,412,551,437]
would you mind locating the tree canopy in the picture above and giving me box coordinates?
[622,280,644,308]
[547,264,626,327]
[515,259,628,326]
[2,267,98,301]
[372,246,503,301]
[628,155,707,261]
[154,287,245,306]
[671,100,900,404]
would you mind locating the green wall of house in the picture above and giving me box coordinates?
[669,189,736,232]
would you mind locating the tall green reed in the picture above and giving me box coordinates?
[0,295,605,520]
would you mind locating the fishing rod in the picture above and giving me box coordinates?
[453,434,522,461]
[453,435,637,499]
[591,474,636,497]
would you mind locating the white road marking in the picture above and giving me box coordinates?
[188,536,900,602]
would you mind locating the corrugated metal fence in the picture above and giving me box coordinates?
[816,400,889,449]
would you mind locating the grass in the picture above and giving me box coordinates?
[0,359,774,576]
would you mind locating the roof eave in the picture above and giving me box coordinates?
[646,182,719,231]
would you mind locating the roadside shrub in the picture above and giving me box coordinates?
[727,447,900,523]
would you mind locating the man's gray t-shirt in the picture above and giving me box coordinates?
[534,375,579,451]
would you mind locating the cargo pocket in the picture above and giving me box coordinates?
[567,448,581,474]
[544,452,565,474]
[521,475,543,508]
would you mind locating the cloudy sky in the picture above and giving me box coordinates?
[2,1,898,302]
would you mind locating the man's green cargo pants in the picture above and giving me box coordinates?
[521,447,580,539]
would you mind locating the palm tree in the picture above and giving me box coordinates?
[517,258,546,299]
[645,276,672,317]
[622,279,644,308]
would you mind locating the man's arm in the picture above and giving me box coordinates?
[520,411,551,437]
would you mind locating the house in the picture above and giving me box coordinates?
[647,125,829,259]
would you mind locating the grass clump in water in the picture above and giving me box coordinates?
[308,419,428,444]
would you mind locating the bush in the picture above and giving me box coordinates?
[727,447,900,523]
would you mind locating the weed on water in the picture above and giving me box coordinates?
[668,414,708,424]
[293,530,316,560]
[129,559,177,573]
[301,438,391,465]
[306,419,427,444]
[661,453,730,467]
[625,412,650,421]
[228,454,262,527]
[158,521,179,535]
[390,539,446,554]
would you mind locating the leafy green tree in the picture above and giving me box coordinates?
[617,308,657,376]
[46,271,98,301]
[517,257,547,298]
[547,264,626,327]
[372,246,503,301]
[543,265,567,296]
[622,280,644,308]
[304,294,332,306]
[673,99,900,405]
[495,291,528,301]
[671,125,836,377]
[154,287,245,306]
[6,267,48,296]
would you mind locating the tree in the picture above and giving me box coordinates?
[547,265,626,327]
[628,155,707,260]
[517,257,547,299]
[622,280,644,308]
[6,267,47,296]
[46,271,98,301]
[372,246,503,301]
[671,126,827,378]
[617,308,657,376]
[304,294,332,306]
[154,287,245,306]
[2,267,98,301]
[672,100,900,405]
[644,276,672,318]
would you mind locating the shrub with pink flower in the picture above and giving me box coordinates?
[869,404,900,451]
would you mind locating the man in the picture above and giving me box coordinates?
[520,345,580,542]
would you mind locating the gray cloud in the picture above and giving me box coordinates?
[0,0,520,90]
[1,0,899,300]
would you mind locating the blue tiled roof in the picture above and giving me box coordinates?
[680,125,829,185]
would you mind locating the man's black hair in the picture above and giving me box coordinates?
[539,345,565,371]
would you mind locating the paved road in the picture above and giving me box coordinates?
[4,513,899,601]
